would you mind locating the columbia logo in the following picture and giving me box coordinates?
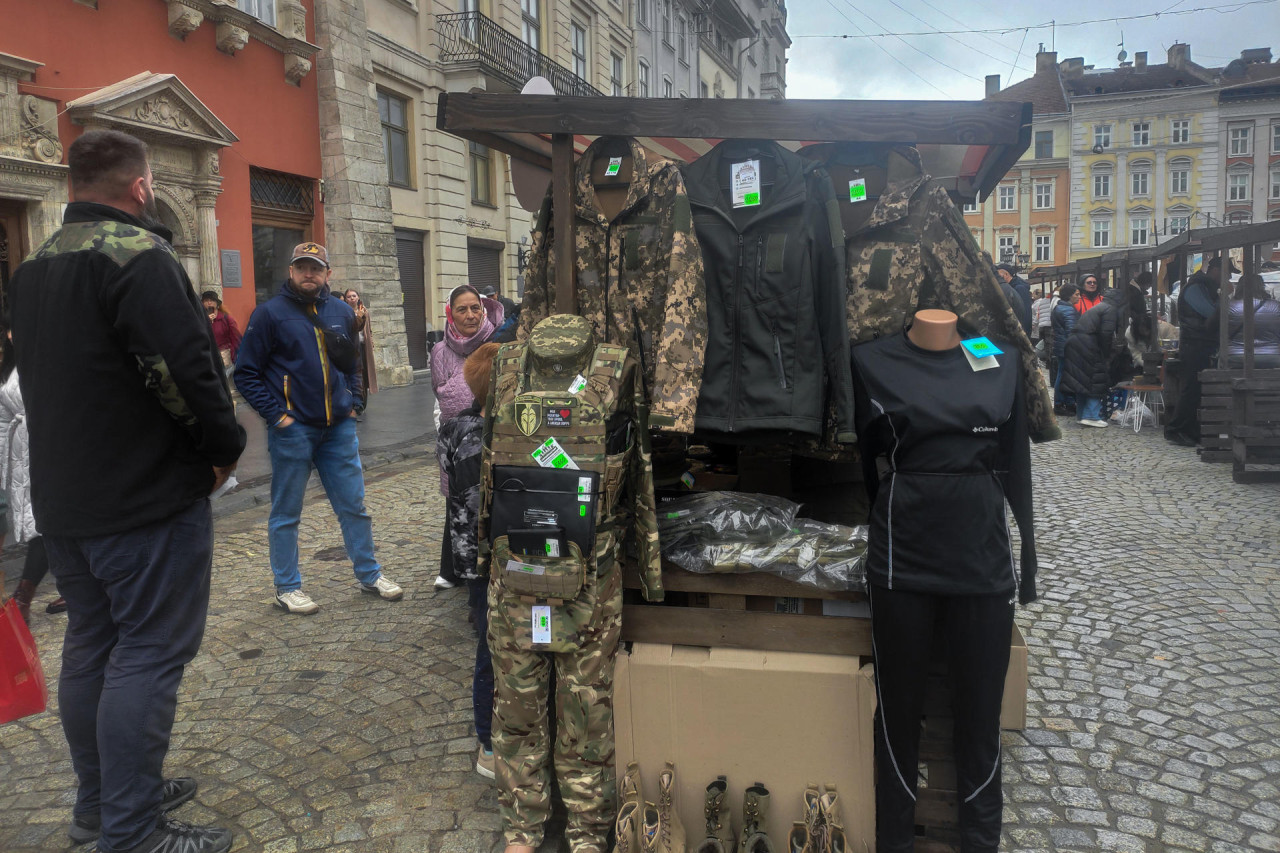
[972,426,998,433]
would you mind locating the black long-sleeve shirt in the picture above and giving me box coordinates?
[851,332,1037,603]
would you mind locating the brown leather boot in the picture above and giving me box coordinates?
[12,579,36,624]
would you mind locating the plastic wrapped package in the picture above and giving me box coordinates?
[657,492,868,591]
[657,491,800,551]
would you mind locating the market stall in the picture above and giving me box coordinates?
[443,92,1041,852]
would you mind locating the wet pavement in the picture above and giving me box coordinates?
[3,403,1280,852]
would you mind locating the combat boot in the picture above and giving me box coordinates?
[821,783,842,853]
[786,823,809,853]
[801,783,827,853]
[828,826,847,853]
[621,761,644,809]
[738,783,775,853]
[614,801,639,853]
[693,776,735,853]
[656,762,686,853]
[638,803,661,853]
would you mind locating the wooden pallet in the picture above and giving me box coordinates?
[1199,368,1238,463]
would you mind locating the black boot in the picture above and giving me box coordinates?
[11,579,36,624]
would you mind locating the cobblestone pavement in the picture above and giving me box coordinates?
[3,416,1280,852]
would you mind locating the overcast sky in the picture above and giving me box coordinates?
[784,0,1280,101]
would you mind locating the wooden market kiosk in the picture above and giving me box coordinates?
[438,93,1035,850]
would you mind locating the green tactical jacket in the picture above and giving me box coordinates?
[517,137,707,434]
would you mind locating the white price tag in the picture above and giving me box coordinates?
[848,179,867,203]
[506,559,546,577]
[568,374,587,394]
[605,156,623,177]
[532,605,552,644]
[731,160,762,208]
[578,476,593,503]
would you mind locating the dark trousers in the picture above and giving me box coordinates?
[47,499,214,853]
[468,578,494,749]
[1166,339,1215,441]
[20,535,49,585]
[869,584,1014,853]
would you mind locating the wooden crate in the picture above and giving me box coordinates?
[1231,372,1280,483]
[1199,368,1238,463]
[622,564,1029,853]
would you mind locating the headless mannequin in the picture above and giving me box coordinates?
[907,308,961,351]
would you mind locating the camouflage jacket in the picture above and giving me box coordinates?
[6,202,245,537]
[802,144,1060,443]
[435,404,485,580]
[517,137,707,434]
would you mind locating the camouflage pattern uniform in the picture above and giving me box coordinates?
[517,137,707,433]
[803,144,1061,443]
[479,315,659,852]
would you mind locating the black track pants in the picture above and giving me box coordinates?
[869,584,1014,853]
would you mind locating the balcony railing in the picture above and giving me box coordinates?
[436,12,603,98]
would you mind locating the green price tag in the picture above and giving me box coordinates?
[743,192,760,206]
[849,179,867,203]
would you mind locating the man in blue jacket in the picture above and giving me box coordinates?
[234,243,403,614]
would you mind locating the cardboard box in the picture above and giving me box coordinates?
[615,643,876,851]
[1001,623,1028,731]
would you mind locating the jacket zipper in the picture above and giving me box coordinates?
[729,233,744,432]
[772,325,787,389]
[310,304,333,425]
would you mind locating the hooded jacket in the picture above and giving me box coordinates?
[431,293,503,424]
[518,136,707,433]
[1178,271,1220,345]
[1062,287,1124,399]
[801,143,1058,443]
[235,281,362,428]
[6,202,245,536]
[1051,299,1078,362]
[681,139,854,440]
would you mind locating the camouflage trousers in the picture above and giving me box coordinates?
[487,556,623,852]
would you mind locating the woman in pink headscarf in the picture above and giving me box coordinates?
[429,283,503,589]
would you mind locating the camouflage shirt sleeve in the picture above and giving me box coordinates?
[628,359,663,601]
[919,186,1061,443]
[648,167,707,434]
[517,191,554,343]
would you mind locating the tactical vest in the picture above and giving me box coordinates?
[482,315,640,645]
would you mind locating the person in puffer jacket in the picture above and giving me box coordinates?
[1061,286,1125,427]
[430,284,503,589]
[1050,283,1080,415]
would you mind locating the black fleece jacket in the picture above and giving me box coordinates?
[5,202,245,536]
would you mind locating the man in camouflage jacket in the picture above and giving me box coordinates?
[517,136,707,433]
[804,143,1060,442]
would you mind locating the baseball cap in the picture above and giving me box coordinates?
[290,242,329,268]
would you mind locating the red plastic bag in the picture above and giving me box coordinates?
[1,597,48,723]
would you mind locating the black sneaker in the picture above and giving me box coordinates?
[67,777,198,844]
[122,816,232,853]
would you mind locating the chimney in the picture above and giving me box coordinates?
[1241,47,1273,64]
[1036,50,1058,74]
[985,74,1000,97]
[1168,42,1190,70]
[1060,57,1085,77]
[1134,51,1147,70]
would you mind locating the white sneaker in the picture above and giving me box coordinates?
[1079,419,1109,428]
[433,575,457,590]
[361,575,404,600]
[275,589,320,614]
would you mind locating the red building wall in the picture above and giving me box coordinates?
[0,0,323,329]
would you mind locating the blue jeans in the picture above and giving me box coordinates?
[47,499,213,853]
[1078,396,1103,421]
[469,578,494,749]
[1052,359,1074,409]
[267,416,380,592]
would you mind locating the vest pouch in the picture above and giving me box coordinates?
[493,535,587,602]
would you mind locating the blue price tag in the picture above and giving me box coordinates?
[960,337,1003,359]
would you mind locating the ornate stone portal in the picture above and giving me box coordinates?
[65,72,238,292]
[0,54,70,252]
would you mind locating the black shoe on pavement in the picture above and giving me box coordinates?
[118,816,232,853]
[67,777,198,844]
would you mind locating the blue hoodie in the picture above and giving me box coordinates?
[235,281,360,427]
